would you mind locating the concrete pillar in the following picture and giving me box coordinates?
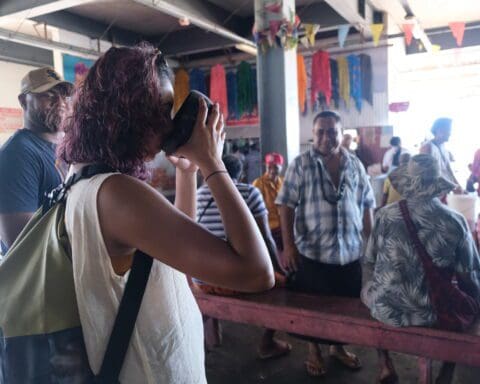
[254,0,300,164]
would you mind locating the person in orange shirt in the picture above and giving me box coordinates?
[253,152,285,251]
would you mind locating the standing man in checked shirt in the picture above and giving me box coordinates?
[276,110,375,378]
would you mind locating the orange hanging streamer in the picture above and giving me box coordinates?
[297,54,307,113]
[173,68,190,113]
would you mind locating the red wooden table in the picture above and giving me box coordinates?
[194,288,480,384]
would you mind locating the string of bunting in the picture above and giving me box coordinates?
[252,1,300,51]
[251,0,471,55]
[403,20,469,51]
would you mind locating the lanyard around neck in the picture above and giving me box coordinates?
[316,158,347,205]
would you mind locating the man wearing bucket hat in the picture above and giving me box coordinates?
[362,154,480,383]
[0,67,73,254]
[253,152,285,251]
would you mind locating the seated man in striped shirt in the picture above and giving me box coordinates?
[276,111,375,378]
[195,154,290,359]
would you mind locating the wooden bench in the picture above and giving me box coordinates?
[194,288,480,384]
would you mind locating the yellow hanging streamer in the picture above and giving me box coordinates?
[337,56,350,107]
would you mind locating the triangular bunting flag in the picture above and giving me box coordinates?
[304,24,320,46]
[449,22,465,47]
[337,24,350,48]
[370,23,383,46]
[299,36,310,48]
[403,23,414,46]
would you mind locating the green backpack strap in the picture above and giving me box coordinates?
[43,164,115,214]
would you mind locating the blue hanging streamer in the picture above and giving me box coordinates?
[227,71,238,119]
[189,68,207,94]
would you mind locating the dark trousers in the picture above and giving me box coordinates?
[287,256,362,344]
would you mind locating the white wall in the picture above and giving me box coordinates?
[0,60,36,108]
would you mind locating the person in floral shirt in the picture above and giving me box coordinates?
[362,154,480,384]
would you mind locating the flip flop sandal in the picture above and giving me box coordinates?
[258,341,292,360]
[304,359,327,377]
[330,351,362,370]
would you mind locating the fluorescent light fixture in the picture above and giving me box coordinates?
[235,43,257,56]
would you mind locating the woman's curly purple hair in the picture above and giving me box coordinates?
[58,43,173,178]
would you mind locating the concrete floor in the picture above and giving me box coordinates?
[206,321,480,384]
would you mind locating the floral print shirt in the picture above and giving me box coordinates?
[362,198,480,327]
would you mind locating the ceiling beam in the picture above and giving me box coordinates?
[0,27,101,58]
[0,39,53,67]
[157,28,236,56]
[323,0,372,37]
[401,0,432,52]
[132,0,256,48]
[0,0,100,23]
[298,2,347,25]
[33,11,147,46]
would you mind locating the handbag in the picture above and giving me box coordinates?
[399,200,479,331]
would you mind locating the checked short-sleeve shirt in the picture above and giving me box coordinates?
[275,148,375,265]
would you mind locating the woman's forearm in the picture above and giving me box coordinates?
[174,170,197,220]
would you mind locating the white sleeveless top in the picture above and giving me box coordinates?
[65,173,206,384]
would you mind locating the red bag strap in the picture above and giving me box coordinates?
[399,200,434,267]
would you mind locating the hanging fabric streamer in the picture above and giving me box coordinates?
[173,68,189,113]
[189,68,207,95]
[297,54,307,113]
[227,72,238,120]
[337,24,350,48]
[237,61,255,116]
[226,71,238,119]
[347,54,362,111]
[330,59,340,109]
[403,23,414,46]
[251,67,258,107]
[209,64,228,119]
[310,50,332,108]
[359,54,372,106]
[370,23,384,46]
[337,56,350,107]
[449,22,466,47]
